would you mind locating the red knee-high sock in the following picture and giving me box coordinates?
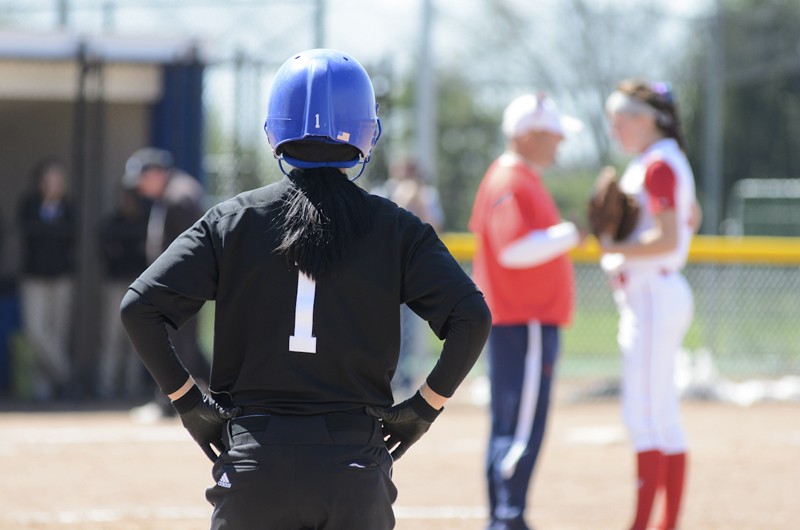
[657,452,687,530]
[630,450,665,530]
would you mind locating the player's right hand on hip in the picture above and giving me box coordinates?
[366,391,442,460]
[171,386,240,463]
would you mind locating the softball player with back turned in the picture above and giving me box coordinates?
[601,79,702,530]
[120,48,491,530]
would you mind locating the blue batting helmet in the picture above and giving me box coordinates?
[264,49,381,170]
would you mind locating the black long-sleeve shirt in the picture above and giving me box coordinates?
[18,194,75,277]
[121,177,491,413]
[100,207,149,281]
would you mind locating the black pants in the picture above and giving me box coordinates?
[206,413,397,530]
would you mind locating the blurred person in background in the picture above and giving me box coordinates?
[601,79,701,530]
[17,157,75,401]
[378,157,444,233]
[374,157,445,399]
[469,93,583,530]
[96,185,150,400]
[0,204,24,398]
[0,205,11,397]
[123,148,209,419]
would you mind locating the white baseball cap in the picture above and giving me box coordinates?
[122,147,174,188]
[502,93,583,139]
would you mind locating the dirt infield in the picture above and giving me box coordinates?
[0,384,797,530]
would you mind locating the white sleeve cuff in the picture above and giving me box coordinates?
[499,222,579,269]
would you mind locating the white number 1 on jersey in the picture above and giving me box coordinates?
[289,272,317,353]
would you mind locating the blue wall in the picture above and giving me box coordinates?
[0,280,20,396]
[150,60,205,185]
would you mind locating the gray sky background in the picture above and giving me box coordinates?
[0,0,716,164]
[0,0,713,68]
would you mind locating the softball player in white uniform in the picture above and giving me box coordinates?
[601,79,701,530]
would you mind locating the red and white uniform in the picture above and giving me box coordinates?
[471,153,575,326]
[471,151,577,529]
[601,137,696,454]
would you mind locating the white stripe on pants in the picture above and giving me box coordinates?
[500,321,542,479]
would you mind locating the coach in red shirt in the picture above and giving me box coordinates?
[469,93,583,530]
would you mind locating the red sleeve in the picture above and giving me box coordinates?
[644,160,677,212]
[486,190,532,251]
[473,166,544,251]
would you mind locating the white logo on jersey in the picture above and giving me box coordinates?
[217,472,231,488]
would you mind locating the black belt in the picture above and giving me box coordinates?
[237,406,369,417]
[228,411,384,447]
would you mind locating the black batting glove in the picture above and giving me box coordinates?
[366,391,442,460]
[171,385,240,463]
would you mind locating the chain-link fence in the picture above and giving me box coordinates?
[561,262,800,380]
[440,234,800,392]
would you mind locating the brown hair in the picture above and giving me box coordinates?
[616,79,686,151]
[29,156,64,190]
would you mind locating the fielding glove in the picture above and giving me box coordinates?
[171,385,240,463]
[366,391,442,460]
[587,166,640,242]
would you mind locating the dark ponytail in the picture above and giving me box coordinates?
[617,79,687,151]
[276,167,375,279]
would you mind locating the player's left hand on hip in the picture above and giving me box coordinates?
[171,385,241,463]
[366,391,442,460]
